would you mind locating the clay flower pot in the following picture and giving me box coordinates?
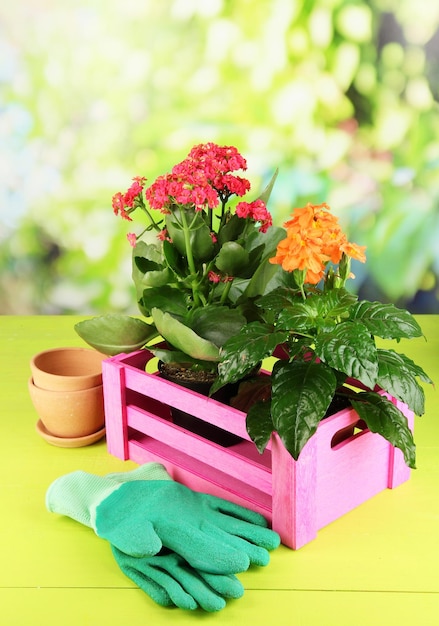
[30,347,105,391]
[29,347,106,446]
[28,378,105,438]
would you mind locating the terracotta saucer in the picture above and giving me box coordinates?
[35,420,106,448]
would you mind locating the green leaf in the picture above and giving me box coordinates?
[213,322,288,390]
[134,257,162,273]
[141,286,188,317]
[376,349,426,415]
[256,287,299,316]
[162,239,187,277]
[187,306,246,347]
[246,400,274,454]
[218,213,246,245]
[240,258,283,300]
[151,308,220,362]
[240,226,287,299]
[132,241,172,298]
[274,290,357,331]
[74,314,158,356]
[315,288,358,318]
[149,347,202,367]
[351,392,416,469]
[350,301,423,339]
[257,168,279,205]
[132,240,163,267]
[215,241,249,275]
[243,225,286,260]
[315,321,379,388]
[277,300,319,331]
[397,352,434,385]
[283,336,312,360]
[271,360,337,459]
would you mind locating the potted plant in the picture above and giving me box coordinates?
[211,201,433,469]
[83,155,432,548]
[75,143,284,443]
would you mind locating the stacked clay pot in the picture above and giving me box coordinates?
[29,347,106,443]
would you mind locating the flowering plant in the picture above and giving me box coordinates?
[75,143,284,368]
[212,202,433,468]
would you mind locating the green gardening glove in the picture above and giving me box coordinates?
[111,548,244,611]
[46,463,280,575]
[104,467,243,611]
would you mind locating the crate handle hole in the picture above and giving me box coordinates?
[331,419,368,448]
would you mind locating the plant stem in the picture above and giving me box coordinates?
[218,195,229,229]
[139,205,163,231]
[220,280,232,304]
[179,208,201,307]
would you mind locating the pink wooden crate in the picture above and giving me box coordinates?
[102,348,414,549]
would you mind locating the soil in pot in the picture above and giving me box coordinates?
[158,362,245,447]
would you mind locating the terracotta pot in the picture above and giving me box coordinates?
[29,346,106,442]
[28,377,105,438]
[30,347,105,391]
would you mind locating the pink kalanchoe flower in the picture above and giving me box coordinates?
[208,270,221,283]
[145,175,173,213]
[132,176,147,185]
[124,180,144,208]
[145,169,219,213]
[187,143,248,174]
[208,270,234,284]
[112,177,146,219]
[157,228,172,242]
[126,232,137,247]
[236,199,272,232]
[219,174,251,197]
[112,192,125,215]
[235,201,251,218]
[179,143,251,200]
[112,192,133,221]
[251,199,273,233]
[145,144,254,214]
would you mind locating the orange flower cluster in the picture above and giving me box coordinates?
[269,202,366,285]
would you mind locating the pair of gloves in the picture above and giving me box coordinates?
[46,463,280,612]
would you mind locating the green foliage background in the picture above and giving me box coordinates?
[1,0,439,314]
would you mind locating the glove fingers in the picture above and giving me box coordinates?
[139,553,243,608]
[215,515,281,552]
[154,557,227,612]
[207,495,271,527]
[161,525,250,575]
[176,572,227,612]
[114,549,228,612]
[198,570,244,600]
[125,565,185,609]
[112,548,197,610]
[202,522,273,567]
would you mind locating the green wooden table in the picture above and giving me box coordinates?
[1,315,438,626]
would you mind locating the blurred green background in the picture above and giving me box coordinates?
[1,0,439,315]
